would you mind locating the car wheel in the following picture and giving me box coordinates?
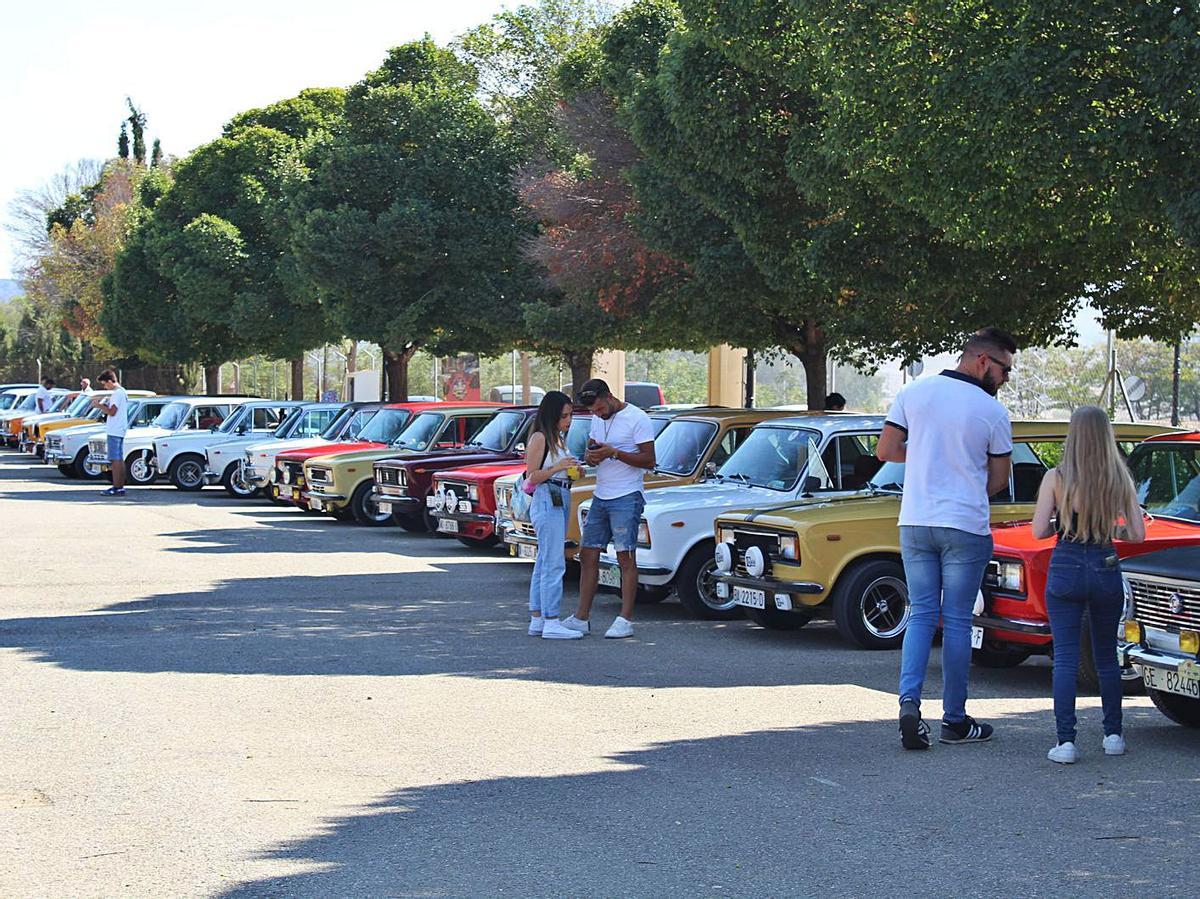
[168,454,206,491]
[57,463,78,479]
[456,534,500,549]
[74,448,104,480]
[221,462,260,498]
[676,541,740,620]
[747,605,812,630]
[126,453,157,486]
[1078,610,1144,696]
[833,559,910,650]
[636,585,670,604]
[421,503,439,533]
[351,480,394,526]
[1147,687,1200,727]
[972,647,1032,668]
[396,513,429,533]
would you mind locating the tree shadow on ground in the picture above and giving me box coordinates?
[218,712,1200,898]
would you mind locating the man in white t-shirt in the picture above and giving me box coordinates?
[35,377,55,412]
[876,328,1016,750]
[92,370,129,496]
[562,378,657,639]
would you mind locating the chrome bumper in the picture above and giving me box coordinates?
[1122,643,1200,675]
[972,613,1052,636]
[45,449,67,464]
[598,558,673,579]
[435,510,495,524]
[712,572,825,595]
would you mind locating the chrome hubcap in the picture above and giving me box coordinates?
[699,559,736,610]
[861,576,910,639]
[129,458,152,482]
[178,462,202,487]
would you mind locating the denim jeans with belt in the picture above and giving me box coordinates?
[898,525,994,723]
[529,481,569,618]
[1045,540,1125,743]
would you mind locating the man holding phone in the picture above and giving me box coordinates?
[561,379,657,639]
[91,370,128,497]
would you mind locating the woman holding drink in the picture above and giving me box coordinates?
[525,391,583,640]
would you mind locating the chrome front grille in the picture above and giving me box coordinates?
[284,461,304,485]
[436,480,472,513]
[730,528,783,578]
[308,467,330,484]
[88,437,106,456]
[1129,575,1200,632]
[377,467,399,486]
[495,486,513,514]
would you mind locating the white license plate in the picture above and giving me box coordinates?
[426,495,438,508]
[292,488,301,501]
[438,518,459,534]
[378,501,391,515]
[309,498,323,511]
[517,543,537,560]
[971,626,984,649]
[1143,665,1200,699]
[598,566,622,588]
[733,586,766,609]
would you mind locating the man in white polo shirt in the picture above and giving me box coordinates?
[876,328,1016,750]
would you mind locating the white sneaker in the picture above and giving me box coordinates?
[1047,741,1079,764]
[605,616,634,639]
[528,616,544,636]
[560,615,590,634]
[542,618,584,640]
[1103,734,1126,756]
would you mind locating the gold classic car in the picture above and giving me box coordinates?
[498,407,798,567]
[711,421,1176,649]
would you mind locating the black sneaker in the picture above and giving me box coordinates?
[939,715,993,745]
[899,700,930,750]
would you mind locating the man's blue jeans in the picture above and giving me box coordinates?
[529,482,569,618]
[898,525,993,723]
[1045,540,1125,743]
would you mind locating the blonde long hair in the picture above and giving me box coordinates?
[1056,405,1140,543]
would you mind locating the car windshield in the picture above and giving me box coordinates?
[1128,443,1200,522]
[717,426,819,491]
[289,407,338,438]
[16,393,38,411]
[393,412,444,450]
[153,402,189,430]
[468,410,526,451]
[0,394,17,410]
[565,416,591,459]
[65,394,93,416]
[272,407,305,438]
[654,420,717,476]
[650,416,673,438]
[868,442,1049,502]
[357,408,413,444]
[215,405,252,434]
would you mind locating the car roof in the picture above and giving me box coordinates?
[754,413,888,432]
[1142,430,1200,444]
[670,407,801,425]
[1009,420,1180,439]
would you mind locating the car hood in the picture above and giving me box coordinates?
[209,435,275,456]
[991,516,1200,563]
[22,412,68,426]
[53,423,106,441]
[104,426,171,445]
[280,440,386,462]
[305,446,398,467]
[245,436,330,456]
[382,449,516,470]
[722,492,901,530]
[635,481,799,519]
[433,460,526,482]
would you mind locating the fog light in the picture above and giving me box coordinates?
[774,593,792,611]
[714,542,733,573]
[1181,630,1200,656]
[716,581,730,599]
[1124,620,1142,644]
[745,545,766,578]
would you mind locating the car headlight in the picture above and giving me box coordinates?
[744,545,766,578]
[714,542,733,573]
[717,526,735,545]
[637,519,651,548]
[986,559,1025,594]
[280,467,290,484]
[779,534,799,562]
[468,483,479,501]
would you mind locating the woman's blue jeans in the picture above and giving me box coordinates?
[898,526,993,724]
[1045,540,1125,743]
[529,482,569,618]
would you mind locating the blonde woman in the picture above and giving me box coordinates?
[1032,406,1146,764]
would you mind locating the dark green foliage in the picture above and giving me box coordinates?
[150,139,162,168]
[127,98,147,165]
[118,122,130,160]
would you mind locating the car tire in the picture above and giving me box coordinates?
[1078,610,1144,696]
[456,534,500,549]
[350,480,394,527]
[833,559,910,650]
[73,448,104,480]
[57,463,78,479]
[168,454,206,491]
[126,453,157,486]
[396,513,429,533]
[676,541,740,620]
[636,585,670,604]
[221,462,260,498]
[972,647,1032,668]
[1147,687,1200,727]
[747,605,812,630]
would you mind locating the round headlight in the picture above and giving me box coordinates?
[714,542,733,574]
[445,489,458,511]
[744,545,766,578]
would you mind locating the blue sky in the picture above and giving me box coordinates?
[1,0,511,279]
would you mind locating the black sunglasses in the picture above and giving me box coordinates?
[983,353,1013,376]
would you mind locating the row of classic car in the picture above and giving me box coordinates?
[4,382,1199,728]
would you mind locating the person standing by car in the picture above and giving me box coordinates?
[35,377,55,412]
[92,370,128,497]
[525,391,584,640]
[1031,406,1145,764]
[876,328,1016,750]
[79,377,93,395]
[824,393,847,411]
[562,379,656,639]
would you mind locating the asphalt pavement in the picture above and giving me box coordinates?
[1,453,1196,897]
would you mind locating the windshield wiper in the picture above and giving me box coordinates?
[872,482,903,493]
[725,472,755,487]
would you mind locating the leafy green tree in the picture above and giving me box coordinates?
[286,40,530,399]
[127,98,147,166]
[118,122,129,160]
[150,138,162,168]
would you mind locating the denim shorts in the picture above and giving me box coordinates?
[581,491,644,553]
[106,435,124,463]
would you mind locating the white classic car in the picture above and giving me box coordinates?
[241,402,381,496]
[47,397,178,478]
[87,397,262,486]
[583,414,886,619]
[154,400,304,491]
[205,402,344,497]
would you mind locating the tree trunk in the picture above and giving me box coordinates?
[346,341,357,401]
[290,357,305,401]
[564,349,594,397]
[775,319,828,410]
[204,364,220,395]
[383,347,416,401]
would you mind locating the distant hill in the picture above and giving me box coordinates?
[0,279,22,303]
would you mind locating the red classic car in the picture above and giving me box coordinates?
[974,431,1200,688]
[428,460,526,546]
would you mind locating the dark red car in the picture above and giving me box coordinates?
[974,432,1200,689]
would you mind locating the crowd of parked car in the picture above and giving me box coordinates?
[4,381,1200,729]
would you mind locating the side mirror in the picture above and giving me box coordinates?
[515,442,525,453]
[236,425,247,435]
[209,424,219,432]
[803,476,822,493]
[704,462,718,479]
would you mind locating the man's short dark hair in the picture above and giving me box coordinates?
[98,369,117,384]
[964,327,1017,358]
[824,392,846,410]
[42,377,55,387]
[577,378,611,405]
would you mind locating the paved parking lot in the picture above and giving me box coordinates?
[1,454,1197,897]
